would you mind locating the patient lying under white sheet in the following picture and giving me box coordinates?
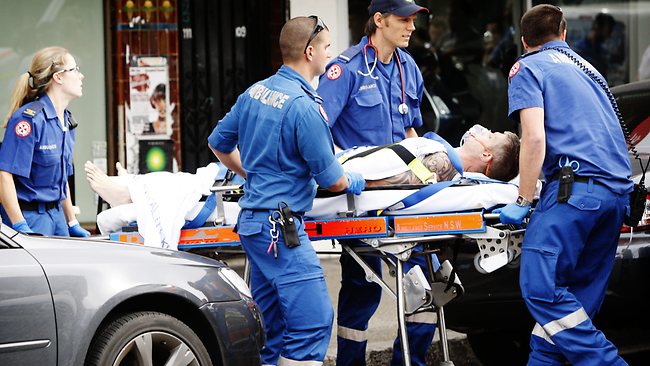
[90,131,526,248]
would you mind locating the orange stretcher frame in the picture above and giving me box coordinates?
[109,211,486,249]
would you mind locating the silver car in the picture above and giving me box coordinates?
[0,225,263,366]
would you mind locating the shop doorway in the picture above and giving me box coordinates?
[178,0,287,172]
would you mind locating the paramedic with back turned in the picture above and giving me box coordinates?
[316,1,435,364]
[497,4,631,365]
[208,16,365,366]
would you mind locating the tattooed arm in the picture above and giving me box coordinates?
[364,152,458,187]
[422,152,457,181]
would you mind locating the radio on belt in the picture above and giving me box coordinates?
[278,201,300,248]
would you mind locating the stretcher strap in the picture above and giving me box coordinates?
[388,144,435,183]
[385,180,457,211]
[337,141,438,184]
[337,144,386,164]
[386,176,515,211]
[184,192,217,229]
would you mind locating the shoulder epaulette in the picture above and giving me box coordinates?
[301,85,324,104]
[22,100,45,119]
[338,44,363,63]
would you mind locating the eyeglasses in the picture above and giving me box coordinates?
[304,16,326,54]
[469,132,493,176]
[55,65,80,75]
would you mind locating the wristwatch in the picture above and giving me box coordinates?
[515,195,532,207]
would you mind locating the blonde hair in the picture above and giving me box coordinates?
[4,46,70,127]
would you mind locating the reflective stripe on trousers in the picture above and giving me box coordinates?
[277,356,323,366]
[338,325,368,342]
[531,307,589,345]
[405,311,437,324]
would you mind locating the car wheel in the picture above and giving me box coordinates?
[466,330,530,366]
[86,311,213,366]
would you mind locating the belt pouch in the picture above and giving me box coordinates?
[278,202,300,248]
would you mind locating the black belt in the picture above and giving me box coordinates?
[549,171,591,183]
[19,200,58,211]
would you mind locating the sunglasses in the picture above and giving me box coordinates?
[304,16,326,54]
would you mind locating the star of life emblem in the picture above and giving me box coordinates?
[319,105,329,122]
[327,64,342,80]
[509,61,521,78]
[15,120,32,138]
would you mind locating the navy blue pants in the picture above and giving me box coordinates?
[521,179,628,366]
[236,209,333,366]
[336,240,438,366]
[1,203,67,236]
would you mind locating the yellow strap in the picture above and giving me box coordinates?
[408,159,436,183]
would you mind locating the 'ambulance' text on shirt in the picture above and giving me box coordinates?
[248,84,290,109]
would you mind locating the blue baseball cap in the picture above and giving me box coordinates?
[369,0,429,17]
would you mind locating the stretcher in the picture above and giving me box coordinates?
[109,180,531,366]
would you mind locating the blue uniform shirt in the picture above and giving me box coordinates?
[317,36,424,149]
[508,40,632,195]
[209,65,344,213]
[0,94,75,202]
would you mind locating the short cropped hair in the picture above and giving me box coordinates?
[521,4,566,47]
[280,16,329,63]
[488,131,520,181]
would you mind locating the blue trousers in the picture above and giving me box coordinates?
[1,203,67,236]
[337,240,438,366]
[521,179,628,366]
[236,209,334,366]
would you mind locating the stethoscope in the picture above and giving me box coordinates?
[357,38,409,115]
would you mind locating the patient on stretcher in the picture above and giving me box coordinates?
[89,127,521,247]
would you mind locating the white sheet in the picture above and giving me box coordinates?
[99,164,220,249]
[99,170,542,249]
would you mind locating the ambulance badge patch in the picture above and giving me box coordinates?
[327,64,342,80]
[509,61,521,78]
[15,120,32,138]
[319,105,329,122]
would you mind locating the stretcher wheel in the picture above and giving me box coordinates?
[423,290,434,308]
[473,253,488,274]
[507,248,515,263]
[506,248,520,268]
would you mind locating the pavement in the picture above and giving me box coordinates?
[227,242,483,365]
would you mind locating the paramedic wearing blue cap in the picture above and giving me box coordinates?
[0,46,90,237]
[498,5,631,365]
[317,1,434,365]
[209,16,365,366]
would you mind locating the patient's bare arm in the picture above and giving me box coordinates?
[365,152,457,187]
[365,171,417,187]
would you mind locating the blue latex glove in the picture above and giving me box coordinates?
[69,222,91,237]
[493,203,531,225]
[12,220,34,233]
[344,172,366,195]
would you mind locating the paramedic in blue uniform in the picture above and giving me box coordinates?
[208,17,365,366]
[317,1,434,365]
[498,5,631,365]
[0,46,90,237]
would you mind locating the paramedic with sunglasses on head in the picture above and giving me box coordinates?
[208,16,365,366]
[0,46,89,237]
[316,1,438,365]
[498,5,631,365]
